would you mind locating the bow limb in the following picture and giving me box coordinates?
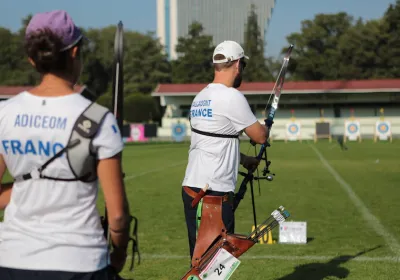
[112,21,124,131]
[110,22,141,274]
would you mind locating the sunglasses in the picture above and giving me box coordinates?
[239,59,247,71]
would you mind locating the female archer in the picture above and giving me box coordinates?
[0,10,130,280]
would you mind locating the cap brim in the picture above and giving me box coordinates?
[60,34,90,51]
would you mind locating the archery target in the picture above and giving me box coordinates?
[375,121,391,140]
[344,120,360,141]
[286,122,301,141]
[378,122,389,133]
[288,123,299,134]
[174,124,184,135]
[172,123,186,142]
[347,124,358,133]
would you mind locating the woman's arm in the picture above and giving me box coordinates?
[0,155,12,210]
[97,153,131,249]
[93,112,131,272]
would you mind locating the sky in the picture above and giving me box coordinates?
[0,0,396,58]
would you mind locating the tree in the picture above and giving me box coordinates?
[242,4,273,82]
[124,31,171,94]
[380,0,400,77]
[79,26,172,97]
[283,12,354,80]
[0,28,20,84]
[0,15,40,85]
[79,26,118,97]
[123,94,160,122]
[338,18,387,79]
[171,21,215,83]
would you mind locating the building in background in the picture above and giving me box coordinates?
[157,0,276,60]
[151,79,400,140]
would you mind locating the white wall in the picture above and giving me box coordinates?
[158,116,400,141]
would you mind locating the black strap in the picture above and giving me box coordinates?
[19,173,92,182]
[191,127,239,139]
[14,139,87,182]
[189,117,239,139]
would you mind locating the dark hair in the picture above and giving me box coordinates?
[213,54,246,72]
[213,54,236,71]
[24,28,81,74]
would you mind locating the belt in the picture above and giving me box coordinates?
[183,186,231,203]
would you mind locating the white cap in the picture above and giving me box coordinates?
[212,40,249,64]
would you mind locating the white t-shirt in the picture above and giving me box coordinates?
[0,91,124,272]
[182,83,257,193]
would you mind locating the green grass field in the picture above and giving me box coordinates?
[2,139,400,279]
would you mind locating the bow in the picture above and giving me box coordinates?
[233,45,294,230]
[103,21,140,278]
[102,20,124,246]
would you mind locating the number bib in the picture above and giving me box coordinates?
[199,248,241,280]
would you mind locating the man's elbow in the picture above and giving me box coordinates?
[252,129,267,144]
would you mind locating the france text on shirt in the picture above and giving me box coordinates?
[1,113,68,157]
[190,99,213,118]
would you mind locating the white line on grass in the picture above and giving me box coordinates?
[124,161,187,182]
[130,254,400,263]
[309,144,400,257]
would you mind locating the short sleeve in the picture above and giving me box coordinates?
[0,101,6,155]
[92,112,124,160]
[225,90,258,132]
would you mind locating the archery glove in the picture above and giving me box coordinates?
[242,155,260,172]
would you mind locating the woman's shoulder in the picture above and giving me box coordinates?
[0,91,27,110]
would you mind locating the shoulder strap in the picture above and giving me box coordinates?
[14,102,109,183]
[66,102,110,182]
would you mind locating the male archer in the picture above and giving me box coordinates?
[181,40,270,263]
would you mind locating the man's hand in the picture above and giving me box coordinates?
[241,154,260,172]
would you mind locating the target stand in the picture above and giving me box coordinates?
[285,121,302,143]
[374,120,392,143]
[314,122,332,143]
[374,108,392,143]
[344,120,362,143]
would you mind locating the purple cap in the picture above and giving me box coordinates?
[25,10,84,51]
